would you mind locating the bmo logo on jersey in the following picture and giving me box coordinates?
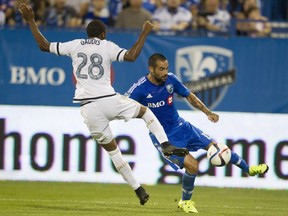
[10,66,66,86]
[175,46,236,110]
[147,101,165,108]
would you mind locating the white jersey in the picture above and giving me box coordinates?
[49,38,127,102]
[152,7,192,30]
[206,9,231,32]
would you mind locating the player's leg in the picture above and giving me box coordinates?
[137,105,188,157]
[80,100,149,205]
[229,150,269,176]
[229,151,249,173]
[182,156,198,200]
[186,118,269,176]
[178,155,198,213]
[100,138,149,205]
[169,122,199,213]
[149,131,198,213]
[99,138,140,190]
[205,143,269,176]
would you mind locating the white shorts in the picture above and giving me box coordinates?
[80,94,141,144]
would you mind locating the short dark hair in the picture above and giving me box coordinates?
[86,20,106,38]
[148,53,167,68]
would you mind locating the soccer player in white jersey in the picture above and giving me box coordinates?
[126,53,269,212]
[18,2,189,205]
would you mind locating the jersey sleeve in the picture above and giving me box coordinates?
[49,41,74,56]
[170,73,190,97]
[107,41,127,62]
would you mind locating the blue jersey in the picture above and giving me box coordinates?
[126,73,190,135]
[127,72,214,170]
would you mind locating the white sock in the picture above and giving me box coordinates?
[108,146,140,190]
[142,108,168,144]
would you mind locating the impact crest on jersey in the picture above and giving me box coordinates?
[166,84,174,94]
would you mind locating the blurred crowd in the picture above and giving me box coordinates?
[0,0,287,37]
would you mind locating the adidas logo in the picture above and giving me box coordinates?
[146,94,153,98]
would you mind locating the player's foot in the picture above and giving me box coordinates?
[248,164,269,176]
[161,142,189,157]
[135,186,149,205]
[178,199,198,213]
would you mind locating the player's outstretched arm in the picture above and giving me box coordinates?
[18,3,50,52]
[124,21,154,62]
[186,92,219,123]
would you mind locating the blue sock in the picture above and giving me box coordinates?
[182,172,196,201]
[229,152,249,173]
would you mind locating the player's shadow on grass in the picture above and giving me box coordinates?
[26,203,174,214]
[27,204,95,212]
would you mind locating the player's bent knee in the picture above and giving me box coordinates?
[92,133,113,144]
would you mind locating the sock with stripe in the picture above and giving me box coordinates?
[182,171,197,200]
[229,152,249,173]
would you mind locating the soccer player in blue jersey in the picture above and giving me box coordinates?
[126,53,269,213]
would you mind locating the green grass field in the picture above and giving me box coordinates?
[0,181,287,216]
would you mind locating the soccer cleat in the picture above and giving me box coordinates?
[178,199,198,213]
[248,164,269,176]
[161,142,189,157]
[135,186,149,205]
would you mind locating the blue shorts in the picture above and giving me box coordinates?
[149,121,214,170]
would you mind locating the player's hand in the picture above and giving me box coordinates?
[18,3,35,23]
[207,112,219,123]
[142,21,154,33]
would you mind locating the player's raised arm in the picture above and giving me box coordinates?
[186,92,219,123]
[124,21,154,62]
[18,3,50,52]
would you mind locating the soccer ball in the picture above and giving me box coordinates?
[207,143,231,167]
